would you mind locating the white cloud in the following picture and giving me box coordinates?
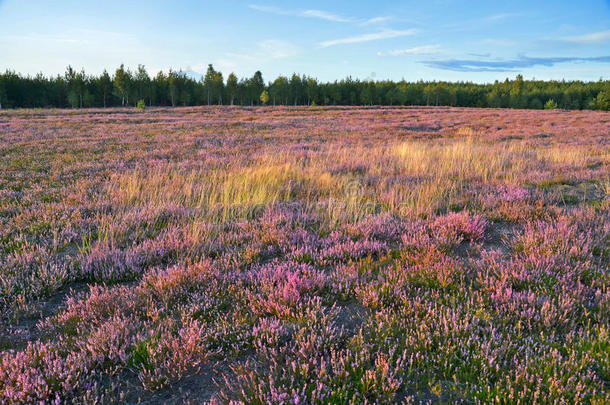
[249,4,395,25]
[300,9,351,23]
[249,4,351,22]
[361,16,392,26]
[248,4,285,14]
[561,30,610,44]
[320,29,417,48]
[379,45,440,56]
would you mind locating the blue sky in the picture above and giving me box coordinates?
[1,0,609,82]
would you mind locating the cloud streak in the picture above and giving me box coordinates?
[561,30,610,44]
[422,55,610,72]
[483,13,523,22]
[320,29,417,48]
[361,16,392,26]
[249,4,393,26]
[379,45,440,56]
[249,4,352,22]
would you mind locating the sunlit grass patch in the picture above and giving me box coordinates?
[107,163,342,222]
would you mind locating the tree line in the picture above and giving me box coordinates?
[0,64,609,110]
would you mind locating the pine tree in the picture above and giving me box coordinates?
[226,73,238,105]
[203,64,216,105]
[98,70,112,108]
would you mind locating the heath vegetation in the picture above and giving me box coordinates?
[0,106,608,403]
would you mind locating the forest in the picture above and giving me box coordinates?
[0,64,609,110]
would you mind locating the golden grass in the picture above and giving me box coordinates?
[393,140,533,184]
[106,138,609,223]
[108,163,344,222]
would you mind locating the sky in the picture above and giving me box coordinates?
[1,0,610,83]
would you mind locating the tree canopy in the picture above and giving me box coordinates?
[0,65,608,110]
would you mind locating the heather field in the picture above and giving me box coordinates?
[0,106,609,404]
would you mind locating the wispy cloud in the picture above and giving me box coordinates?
[468,52,491,58]
[561,30,610,44]
[249,4,352,22]
[249,4,393,26]
[361,16,392,26]
[214,39,299,76]
[378,45,440,56]
[300,9,351,22]
[422,55,610,72]
[320,29,417,48]
[483,13,523,22]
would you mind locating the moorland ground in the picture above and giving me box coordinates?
[0,106,608,403]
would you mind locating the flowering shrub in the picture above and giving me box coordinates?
[0,106,608,403]
[248,261,327,318]
[129,320,207,390]
[432,210,488,243]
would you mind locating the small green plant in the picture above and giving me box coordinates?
[136,99,146,110]
[260,90,269,105]
[544,99,558,110]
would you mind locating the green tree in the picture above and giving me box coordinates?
[510,74,527,109]
[423,83,434,106]
[226,73,238,105]
[113,64,131,106]
[97,70,112,107]
[64,66,86,108]
[0,73,6,109]
[250,71,264,105]
[168,70,178,107]
[203,64,216,105]
[153,71,168,106]
[305,77,318,105]
[289,74,303,105]
[237,78,249,105]
[135,65,151,105]
[213,70,224,105]
[360,82,373,106]
[595,89,610,111]
[271,76,289,105]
